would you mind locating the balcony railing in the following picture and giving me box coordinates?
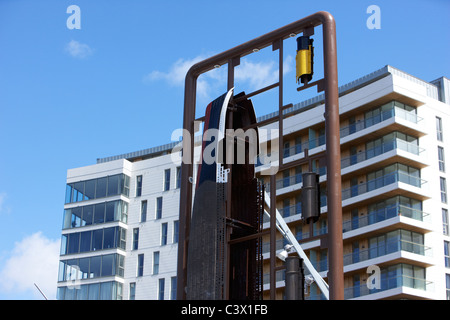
[344,275,432,299]
[340,106,423,139]
[341,139,424,170]
[342,171,426,201]
[342,204,431,233]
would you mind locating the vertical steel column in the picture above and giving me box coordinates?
[321,14,344,300]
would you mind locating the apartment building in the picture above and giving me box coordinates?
[56,65,450,300]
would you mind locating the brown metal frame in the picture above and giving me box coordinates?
[177,11,344,300]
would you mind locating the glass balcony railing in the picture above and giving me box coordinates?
[341,139,424,170]
[342,171,426,201]
[343,239,432,267]
[340,106,422,139]
[342,204,430,233]
[344,275,432,299]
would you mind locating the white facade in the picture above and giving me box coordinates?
[57,66,450,300]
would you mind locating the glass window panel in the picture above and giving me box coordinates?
[92,229,103,251]
[82,205,94,226]
[101,255,114,277]
[60,235,68,255]
[105,201,115,222]
[137,254,144,277]
[76,285,88,300]
[63,209,72,229]
[94,203,105,224]
[96,177,107,198]
[103,227,115,249]
[84,179,96,200]
[66,259,78,281]
[71,207,82,228]
[58,261,66,282]
[136,175,142,197]
[65,184,73,204]
[161,223,168,245]
[64,287,75,300]
[107,175,119,196]
[123,175,130,197]
[74,182,84,202]
[68,233,80,254]
[88,283,99,300]
[156,197,163,219]
[78,257,90,279]
[79,231,92,253]
[100,282,112,300]
[90,256,101,278]
[153,251,160,275]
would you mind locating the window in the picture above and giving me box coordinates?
[156,197,163,219]
[173,220,179,243]
[158,278,165,300]
[65,174,130,204]
[129,283,136,300]
[437,116,444,141]
[164,169,171,191]
[141,200,147,222]
[153,251,160,275]
[133,228,139,250]
[171,277,177,300]
[445,241,450,268]
[176,167,181,189]
[446,274,450,300]
[438,147,446,172]
[161,223,168,246]
[441,177,448,203]
[136,175,142,197]
[137,254,144,277]
[444,209,449,236]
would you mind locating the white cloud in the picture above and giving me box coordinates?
[143,55,225,98]
[0,232,60,300]
[144,54,293,100]
[65,40,93,59]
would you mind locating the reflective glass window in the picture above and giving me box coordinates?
[105,202,115,222]
[74,182,84,202]
[78,257,90,279]
[68,233,80,254]
[100,282,112,300]
[92,229,103,251]
[94,203,105,224]
[101,254,114,277]
[82,205,94,226]
[96,177,107,198]
[88,283,99,300]
[79,231,91,253]
[107,175,119,196]
[84,179,96,200]
[103,227,115,249]
[60,235,68,255]
[90,256,101,278]
[71,207,82,228]
[62,209,72,229]
[65,184,73,204]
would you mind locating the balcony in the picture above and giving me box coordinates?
[344,274,433,300]
[342,171,427,205]
[342,204,431,234]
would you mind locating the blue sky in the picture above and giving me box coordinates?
[0,0,448,300]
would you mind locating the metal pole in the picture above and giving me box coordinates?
[321,14,344,300]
